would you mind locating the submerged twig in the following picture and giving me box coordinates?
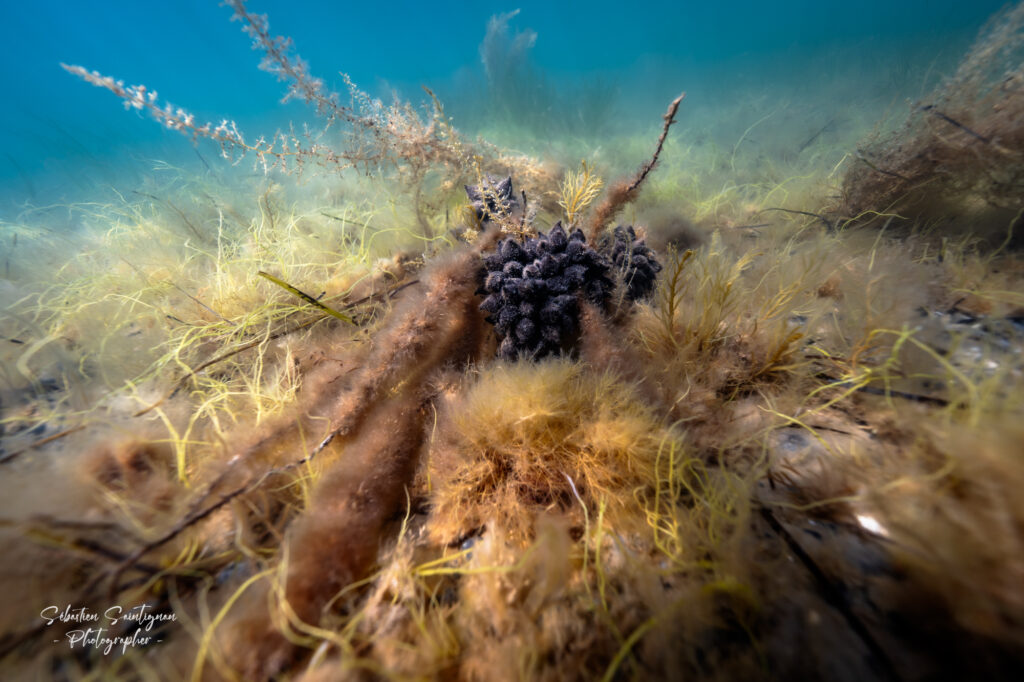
[95,270,427,594]
[853,151,911,181]
[587,93,686,241]
[798,118,835,154]
[632,93,686,194]
[920,105,991,144]
[120,256,228,323]
[100,440,328,600]
[132,191,209,244]
[0,425,87,465]
[756,206,834,231]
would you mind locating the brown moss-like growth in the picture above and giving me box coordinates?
[427,359,681,544]
[861,415,1024,652]
[219,396,427,680]
[840,3,1024,242]
[213,243,492,678]
[326,246,489,439]
[84,439,178,513]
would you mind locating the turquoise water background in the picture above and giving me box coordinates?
[0,0,1008,210]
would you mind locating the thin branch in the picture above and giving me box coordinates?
[920,105,991,144]
[629,92,686,195]
[100,428,336,600]
[587,93,686,241]
[853,151,911,181]
[131,191,209,245]
[0,425,87,465]
[756,206,835,231]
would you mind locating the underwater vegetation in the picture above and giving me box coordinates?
[1,1,1024,681]
[840,3,1024,243]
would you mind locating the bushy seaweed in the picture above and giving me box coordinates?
[839,3,1024,242]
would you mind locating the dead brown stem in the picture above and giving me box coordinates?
[587,92,685,242]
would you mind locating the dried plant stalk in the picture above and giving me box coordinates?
[587,93,685,242]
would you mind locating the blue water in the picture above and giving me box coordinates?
[0,0,1008,211]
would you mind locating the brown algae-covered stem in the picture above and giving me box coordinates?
[586,92,685,243]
